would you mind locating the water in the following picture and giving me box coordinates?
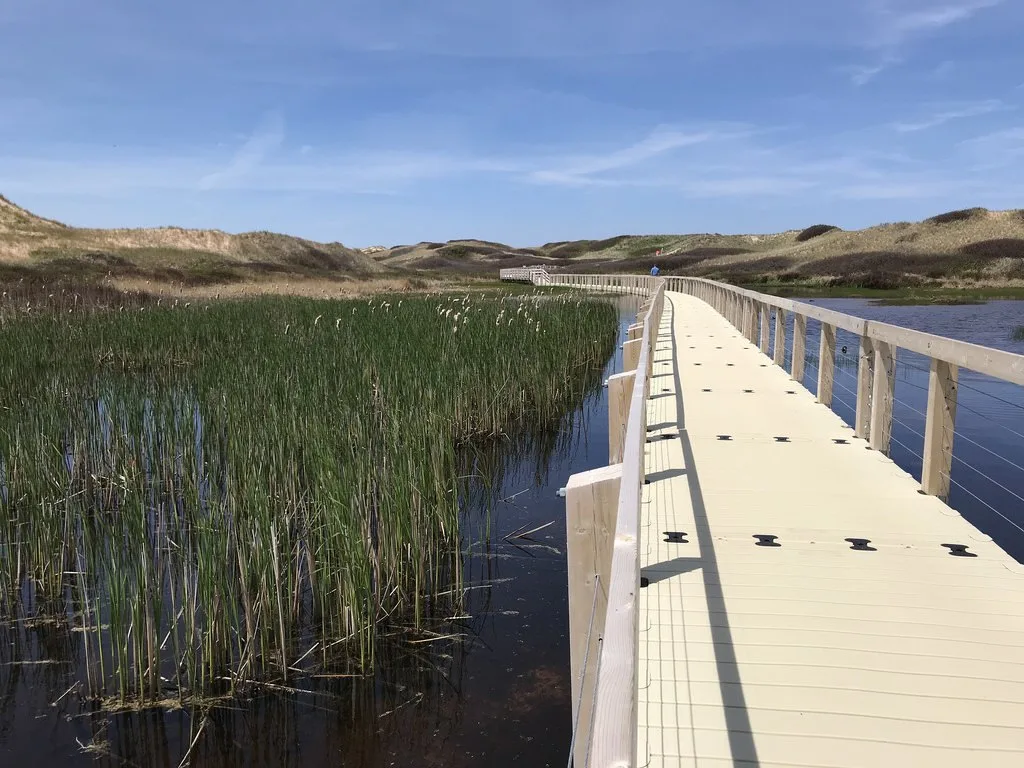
[0,299,639,768]
[778,298,1024,562]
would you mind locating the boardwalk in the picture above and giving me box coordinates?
[639,291,1024,766]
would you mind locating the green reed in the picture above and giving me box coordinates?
[0,291,617,703]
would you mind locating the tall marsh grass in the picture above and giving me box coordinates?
[0,291,617,703]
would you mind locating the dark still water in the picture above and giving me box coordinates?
[0,300,639,768]
[776,298,1024,562]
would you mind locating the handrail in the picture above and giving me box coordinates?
[666,276,1024,499]
[668,277,1024,384]
[587,279,663,764]
[500,266,663,766]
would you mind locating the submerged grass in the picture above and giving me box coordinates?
[0,290,617,704]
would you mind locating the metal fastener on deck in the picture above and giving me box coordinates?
[845,538,876,551]
[942,543,977,557]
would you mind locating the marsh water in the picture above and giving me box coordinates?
[2,295,1024,767]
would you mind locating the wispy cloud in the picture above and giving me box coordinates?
[849,0,1003,84]
[959,127,1024,169]
[875,0,1002,46]
[199,111,285,190]
[525,127,747,187]
[892,99,1010,131]
[834,180,958,199]
[847,59,899,86]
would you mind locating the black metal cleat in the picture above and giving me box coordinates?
[942,543,977,557]
[754,534,781,547]
[845,538,877,551]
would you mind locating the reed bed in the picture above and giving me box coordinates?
[0,290,617,704]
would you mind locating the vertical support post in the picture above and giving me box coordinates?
[855,335,874,440]
[869,341,896,454]
[922,360,959,500]
[773,308,787,367]
[759,304,770,353]
[565,464,622,768]
[622,339,641,372]
[608,372,635,464]
[817,323,836,407]
[792,314,807,383]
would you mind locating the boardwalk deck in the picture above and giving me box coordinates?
[639,292,1024,767]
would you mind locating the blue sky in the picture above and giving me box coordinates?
[2,0,1023,246]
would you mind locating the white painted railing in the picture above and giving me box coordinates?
[669,276,1024,502]
[501,266,663,766]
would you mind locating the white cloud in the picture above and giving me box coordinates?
[892,99,1010,131]
[849,0,1002,84]
[835,180,957,199]
[525,127,748,187]
[847,60,897,86]
[199,111,285,190]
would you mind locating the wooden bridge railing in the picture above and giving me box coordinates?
[668,277,1024,501]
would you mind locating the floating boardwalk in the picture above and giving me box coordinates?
[639,292,1024,766]
[498,269,1024,767]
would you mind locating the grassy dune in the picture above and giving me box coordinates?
[377,208,1024,293]
[5,194,1024,294]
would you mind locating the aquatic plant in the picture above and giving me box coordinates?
[0,291,617,703]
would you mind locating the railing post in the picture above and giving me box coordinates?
[855,335,874,440]
[623,339,641,372]
[922,360,959,500]
[869,340,896,454]
[745,298,756,342]
[792,314,807,383]
[759,304,770,354]
[606,370,630,462]
[773,308,787,367]
[818,323,836,407]
[565,463,621,768]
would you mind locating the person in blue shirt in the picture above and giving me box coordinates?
[650,265,660,276]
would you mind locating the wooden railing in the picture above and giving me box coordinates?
[667,277,1024,501]
[498,268,653,295]
[551,272,664,767]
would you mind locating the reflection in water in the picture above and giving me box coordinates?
[0,296,640,768]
